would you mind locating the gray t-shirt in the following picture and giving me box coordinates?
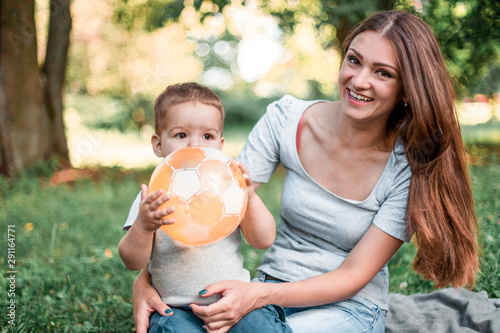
[123,192,250,307]
[237,95,412,311]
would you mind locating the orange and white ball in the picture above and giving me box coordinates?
[149,147,248,246]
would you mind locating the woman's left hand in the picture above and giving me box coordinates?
[189,280,264,333]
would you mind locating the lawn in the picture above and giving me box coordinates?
[1,122,499,332]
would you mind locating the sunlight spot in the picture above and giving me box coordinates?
[25,223,34,231]
[238,36,283,82]
[104,248,113,258]
[203,67,233,90]
[195,43,210,57]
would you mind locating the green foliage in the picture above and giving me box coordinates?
[396,0,500,97]
[112,0,231,31]
[218,91,277,128]
[265,0,396,46]
[462,120,500,146]
[66,93,155,132]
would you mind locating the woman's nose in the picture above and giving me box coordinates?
[351,68,371,90]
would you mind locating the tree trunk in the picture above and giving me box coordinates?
[0,0,71,176]
[43,0,72,165]
[0,0,52,175]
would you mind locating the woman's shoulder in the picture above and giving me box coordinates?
[387,139,411,184]
[274,94,325,109]
[267,95,326,123]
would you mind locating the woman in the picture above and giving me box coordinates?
[132,10,479,333]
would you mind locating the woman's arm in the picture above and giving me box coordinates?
[191,224,403,332]
[132,269,172,333]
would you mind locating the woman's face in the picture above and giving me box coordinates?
[338,30,403,125]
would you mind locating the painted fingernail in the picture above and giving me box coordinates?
[165,309,173,315]
[199,289,207,295]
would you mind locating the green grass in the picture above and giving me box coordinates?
[1,131,499,332]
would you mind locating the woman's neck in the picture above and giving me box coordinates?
[328,101,395,152]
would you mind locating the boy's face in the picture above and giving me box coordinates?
[152,101,224,158]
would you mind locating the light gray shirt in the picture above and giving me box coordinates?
[123,192,250,307]
[237,95,412,310]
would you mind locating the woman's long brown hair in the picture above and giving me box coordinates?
[342,11,479,288]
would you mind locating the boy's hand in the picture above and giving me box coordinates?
[137,184,175,233]
[235,162,256,202]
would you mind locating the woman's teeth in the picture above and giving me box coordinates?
[349,90,374,102]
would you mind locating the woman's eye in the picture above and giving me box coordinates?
[377,70,391,78]
[175,133,186,139]
[203,134,213,140]
[348,56,360,65]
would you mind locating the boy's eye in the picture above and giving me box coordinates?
[176,133,186,139]
[203,134,214,140]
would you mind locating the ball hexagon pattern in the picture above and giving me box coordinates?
[149,146,248,245]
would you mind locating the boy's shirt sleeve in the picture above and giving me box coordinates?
[123,191,141,230]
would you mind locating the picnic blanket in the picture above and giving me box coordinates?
[386,288,500,333]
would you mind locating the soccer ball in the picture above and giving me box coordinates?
[149,146,248,246]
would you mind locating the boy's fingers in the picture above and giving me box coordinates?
[155,206,175,220]
[161,219,175,225]
[151,193,171,209]
[140,184,149,200]
[145,190,164,205]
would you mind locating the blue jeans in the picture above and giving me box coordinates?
[255,272,386,333]
[148,305,292,333]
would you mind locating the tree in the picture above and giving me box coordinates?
[0,0,71,176]
[404,0,500,97]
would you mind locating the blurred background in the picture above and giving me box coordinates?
[1,0,499,171]
[0,0,499,331]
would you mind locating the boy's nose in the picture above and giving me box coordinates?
[187,138,200,147]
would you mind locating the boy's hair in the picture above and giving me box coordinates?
[154,82,225,135]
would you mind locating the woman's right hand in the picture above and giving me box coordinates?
[190,280,267,332]
[133,269,172,333]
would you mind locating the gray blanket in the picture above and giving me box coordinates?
[386,288,500,332]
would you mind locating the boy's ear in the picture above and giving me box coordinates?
[151,134,163,157]
[220,136,225,149]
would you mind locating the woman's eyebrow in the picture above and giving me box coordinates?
[349,47,399,72]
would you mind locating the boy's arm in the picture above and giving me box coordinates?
[237,163,276,249]
[118,185,174,270]
[118,222,155,271]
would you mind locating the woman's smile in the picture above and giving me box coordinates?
[348,88,374,104]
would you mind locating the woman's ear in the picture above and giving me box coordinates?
[151,134,163,157]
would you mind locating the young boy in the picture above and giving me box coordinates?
[118,83,291,333]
